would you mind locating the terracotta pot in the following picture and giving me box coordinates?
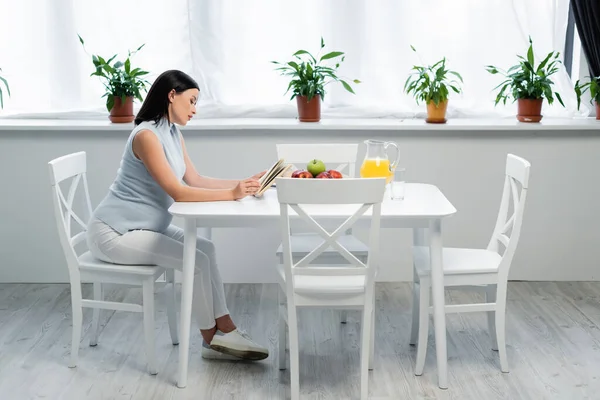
[596,101,600,120]
[426,99,448,123]
[517,98,543,123]
[109,96,134,123]
[296,95,321,122]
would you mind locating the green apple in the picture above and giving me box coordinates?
[307,159,326,177]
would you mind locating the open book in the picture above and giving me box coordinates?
[254,158,292,197]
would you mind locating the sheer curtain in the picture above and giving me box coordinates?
[0,0,583,118]
[0,0,191,117]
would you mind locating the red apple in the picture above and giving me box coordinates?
[327,170,343,179]
[296,171,313,178]
[315,172,332,179]
[291,169,304,178]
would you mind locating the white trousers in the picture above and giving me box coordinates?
[86,217,229,330]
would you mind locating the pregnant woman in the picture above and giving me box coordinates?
[86,69,268,361]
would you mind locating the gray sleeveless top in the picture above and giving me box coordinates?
[91,118,186,234]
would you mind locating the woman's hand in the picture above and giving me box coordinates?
[232,178,261,199]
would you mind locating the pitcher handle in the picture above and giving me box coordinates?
[384,141,400,171]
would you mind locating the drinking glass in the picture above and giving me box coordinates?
[390,167,406,200]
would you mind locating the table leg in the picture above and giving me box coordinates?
[177,218,197,388]
[429,218,448,389]
[413,227,425,246]
[199,226,212,240]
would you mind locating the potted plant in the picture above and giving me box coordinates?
[574,75,600,120]
[78,35,150,123]
[403,46,463,123]
[486,37,565,122]
[272,37,360,122]
[0,68,10,109]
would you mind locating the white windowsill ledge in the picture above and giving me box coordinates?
[0,117,598,132]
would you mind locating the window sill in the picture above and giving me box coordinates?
[0,117,598,133]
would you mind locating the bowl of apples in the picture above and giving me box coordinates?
[290,159,344,179]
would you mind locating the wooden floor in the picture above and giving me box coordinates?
[0,282,599,400]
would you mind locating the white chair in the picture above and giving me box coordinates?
[276,143,368,324]
[410,154,530,375]
[276,176,386,400]
[48,151,179,374]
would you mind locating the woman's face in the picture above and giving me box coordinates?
[168,88,199,125]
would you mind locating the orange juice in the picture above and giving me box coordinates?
[360,158,393,183]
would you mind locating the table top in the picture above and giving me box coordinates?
[169,183,457,221]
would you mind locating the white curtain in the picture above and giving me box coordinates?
[0,0,584,119]
[0,0,192,117]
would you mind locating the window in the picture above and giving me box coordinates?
[0,0,582,118]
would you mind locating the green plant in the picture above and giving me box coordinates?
[0,68,10,109]
[486,37,565,107]
[403,46,463,106]
[271,37,360,102]
[574,75,600,109]
[78,35,150,111]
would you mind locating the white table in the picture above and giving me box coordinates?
[169,182,456,389]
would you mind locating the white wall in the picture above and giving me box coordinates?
[1,126,599,283]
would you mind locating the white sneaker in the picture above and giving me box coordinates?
[209,329,269,361]
[201,341,242,361]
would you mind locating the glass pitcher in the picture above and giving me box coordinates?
[359,139,400,183]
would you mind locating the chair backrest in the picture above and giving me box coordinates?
[48,152,93,280]
[276,143,358,177]
[276,177,386,296]
[277,143,360,234]
[487,154,531,279]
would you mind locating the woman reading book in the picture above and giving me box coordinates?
[86,70,269,361]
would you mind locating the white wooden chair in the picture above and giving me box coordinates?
[48,151,179,374]
[275,143,368,324]
[276,176,386,400]
[410,154,531,375]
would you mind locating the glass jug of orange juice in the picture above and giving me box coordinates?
[359,139,400,183]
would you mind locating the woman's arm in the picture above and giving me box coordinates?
[180,135,265,189]
[133,130,260,201]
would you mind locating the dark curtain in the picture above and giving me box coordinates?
[571,0,600,77]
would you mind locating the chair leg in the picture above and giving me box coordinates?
[69,283,83,368]
[90,282,102,347]
[142,279,158,375]
[278,289,287,370]
[409,273,420,345]
[340,310,348,324]
[495,287,509,373]
[165,270,179,345]
[486,284,498,351]
[415,278,430,376]
[287,304,300,400]
[360,300,373,400]
[369,297,375,370]
[496,309,509,372]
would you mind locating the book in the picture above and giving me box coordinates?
[254,158,292,197]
